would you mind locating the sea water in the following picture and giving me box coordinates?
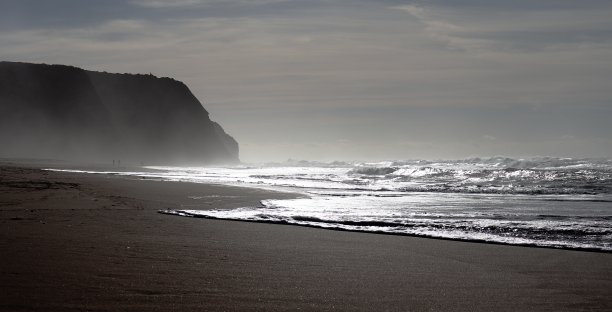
[50,157,612,251]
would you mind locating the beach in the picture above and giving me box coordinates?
[1,163,611,311]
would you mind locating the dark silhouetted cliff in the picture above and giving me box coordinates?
[0,61,239,164]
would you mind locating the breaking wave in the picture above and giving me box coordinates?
[48,156,612,251]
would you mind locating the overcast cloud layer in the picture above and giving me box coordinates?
[1,0,611,162]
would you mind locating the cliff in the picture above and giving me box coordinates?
[0,61,239,165]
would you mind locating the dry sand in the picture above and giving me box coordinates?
[1,163,611,311]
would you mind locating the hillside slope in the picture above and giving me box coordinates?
[0,61,239,165]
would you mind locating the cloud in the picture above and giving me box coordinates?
[392,2,612,53]
[392,4,479,51]
[130,0,291,9]
[483,135,497,141]
[130,0,204,8]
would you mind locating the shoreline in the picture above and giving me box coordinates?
[159,209,612,254]
[45,164,612,253]
[2,163,612,311]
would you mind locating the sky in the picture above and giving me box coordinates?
[1,0,611,162]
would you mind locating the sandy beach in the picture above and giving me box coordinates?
[1,162,611,311]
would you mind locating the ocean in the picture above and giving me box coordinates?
[52,157,612,252]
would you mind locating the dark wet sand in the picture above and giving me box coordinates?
[1,163,611,311]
